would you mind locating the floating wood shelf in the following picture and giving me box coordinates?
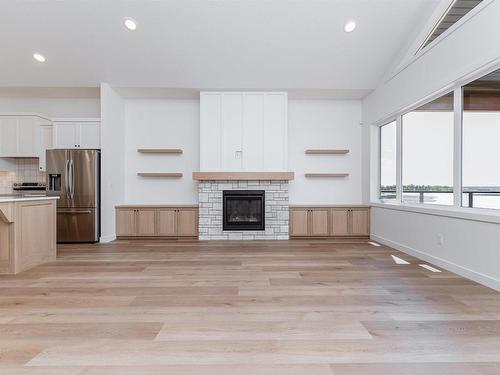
[305,173,349,178]
[305,149,349,155]
[137,173,183,178]
[137,149,183,154]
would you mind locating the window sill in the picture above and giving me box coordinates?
[370,201,500,225]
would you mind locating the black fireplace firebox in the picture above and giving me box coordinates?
[223,190,265,231]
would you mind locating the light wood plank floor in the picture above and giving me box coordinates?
[0,239,499,374]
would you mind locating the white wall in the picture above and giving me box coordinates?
[363,0,500,125]
[124,99,199,204]
[372,206,500,290]
[0,97,100,118]
[363,0,500,290]
[288,100,362,204]
[97,95,364,237]
[100,83,125,242]
[362,0,500,202]
[120,97,363,206]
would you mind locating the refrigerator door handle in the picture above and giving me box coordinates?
[58,210,92,215]
[64,159,70,199]
[70,159,75,200]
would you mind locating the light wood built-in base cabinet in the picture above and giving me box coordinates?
[290,206,370,238]
[116,205,198,239]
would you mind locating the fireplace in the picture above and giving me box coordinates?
[223,190,265,231]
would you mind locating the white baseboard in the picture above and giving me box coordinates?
[99,234,116,243]
[371,234,500,292]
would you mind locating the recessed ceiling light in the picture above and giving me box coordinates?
[33,53,46,63]
[344,21,356,33]
[124,18,137,31]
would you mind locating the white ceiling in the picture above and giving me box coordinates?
[0,0,439,96]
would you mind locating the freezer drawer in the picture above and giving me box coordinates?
[57,208,98,243]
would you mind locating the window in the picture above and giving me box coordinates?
[402,92,454,205]
[462,68,500,210]
[380,121,396,201]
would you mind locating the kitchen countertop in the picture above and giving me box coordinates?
[0,194,59,203]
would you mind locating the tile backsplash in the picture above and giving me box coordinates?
[0,158,45,194]
[0,171,16,194]
[15,158,45,183]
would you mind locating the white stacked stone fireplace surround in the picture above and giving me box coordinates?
[198,180,289,240]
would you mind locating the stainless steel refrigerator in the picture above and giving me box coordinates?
[46,149,100,243]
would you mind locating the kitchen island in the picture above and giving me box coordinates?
[0,195,58,274]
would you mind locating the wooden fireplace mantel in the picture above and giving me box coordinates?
[192,172,295,181]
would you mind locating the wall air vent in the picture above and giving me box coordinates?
[419,0,483,52]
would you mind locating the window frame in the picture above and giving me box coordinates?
[400,91,455,207]
[378,120,397,202]
[375,62,500,219]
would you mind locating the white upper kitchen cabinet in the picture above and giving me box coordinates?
[53,119,100,149]
[0,117,19,156]
[38,123,53,171]
[0,115,52,160]
[200,92,287,171]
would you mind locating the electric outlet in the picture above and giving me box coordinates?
[437,234,444,246]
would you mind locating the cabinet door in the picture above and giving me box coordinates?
[331,209,349,236]
[17,118,37,156]
[79,122,100,148]
[38,125,53,172]
[177,208,198,237]
[310,208,329,236]
[116,209,136,237]
[54,123,78,149]
[157,209,177,236]
[0,117,18,156]
[350,208,370,236]
[289,209,309,237]
[136,209,156,236]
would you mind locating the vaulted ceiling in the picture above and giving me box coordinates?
[0,0,440,96]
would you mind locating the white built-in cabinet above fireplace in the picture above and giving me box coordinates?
[200,92,287,172]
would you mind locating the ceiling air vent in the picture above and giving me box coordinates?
[419,0,483,51]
